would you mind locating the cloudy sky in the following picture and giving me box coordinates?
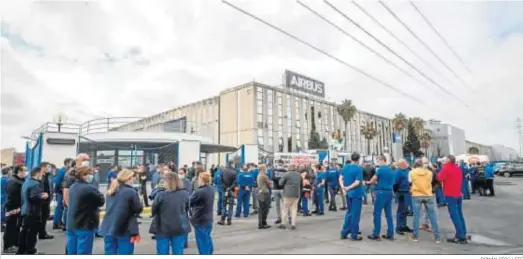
[1,0,522,152]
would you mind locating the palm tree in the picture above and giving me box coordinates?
[337,99,357,151]
[419,132,432,156]
[392,113,408,133]
[360,121,378,156]
[411,117,425,136]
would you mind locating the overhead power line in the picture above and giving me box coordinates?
[409,1,473,74]
[221,0,429,109]
[295,1,445,102]
[322,0,468,108]
[350,1,456,88]
[378,1,474,92]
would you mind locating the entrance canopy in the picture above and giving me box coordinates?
[80,131,236,153]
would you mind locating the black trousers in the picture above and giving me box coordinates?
[221,188,234,222]
[17,216,40,254]
[257,193,271,227]
[39,203,50,237]
[141,183,149,207]
[486,179,495,196]
[324,182,329,202]
[3,214,21,249]
[476,179,487,196]
[471,180,478,194]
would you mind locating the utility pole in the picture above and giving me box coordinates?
[517,118,523,158]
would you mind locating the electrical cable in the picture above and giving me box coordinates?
[323,0,469,108]
[221,0,428,108]
[409,1,473,74]
[296,1,442,101]
[378,1,490,118]
[378,1,474,91]
[351,0,456,88]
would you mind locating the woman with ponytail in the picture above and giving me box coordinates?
[149,172,190,255]
[189,171,215,255]
[66,166,105,255]
[99,169,143,255]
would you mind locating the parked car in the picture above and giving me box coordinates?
[494,163,508,175]
[498,163,523,178]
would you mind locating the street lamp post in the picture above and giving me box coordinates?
[53,113,68,133]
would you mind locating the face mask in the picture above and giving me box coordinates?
[179,174,185,179]
[87,175,94,183]
[25,170,30,177]
[81,161,90,167]
[47,166,52,173]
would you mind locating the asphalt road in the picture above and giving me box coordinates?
[4,177,523,254]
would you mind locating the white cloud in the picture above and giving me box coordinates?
[1,0,522,154]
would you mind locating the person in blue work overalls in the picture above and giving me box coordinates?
[1,166,10,232]
[469,163,478,195]
[367,155,395,241]
[312,164,326,215]
[213,166,223,216]
[339,153,364,241]
[99,169,143,255]
[485,163,495,196]
[459,161,471,200]
[394,159,413,235]
[52,158,73,230]
[326,163,340,212]
[235,165,254,218]
[189,172,215,255]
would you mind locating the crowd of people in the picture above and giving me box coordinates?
[0,152,497,254]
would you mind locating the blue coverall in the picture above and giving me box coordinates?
[235,171,254,218]
[213,169,223,215]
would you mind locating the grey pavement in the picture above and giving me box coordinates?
[9,177,523,254]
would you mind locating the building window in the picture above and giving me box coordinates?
[258,137,264,145]
[257,114,263,126]
[257,99,263,113]
[257,86,263,99]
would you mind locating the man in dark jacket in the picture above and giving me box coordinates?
[18,167,49,255]
[394,159,412,235]
[137,165,149,207]
[271,160,287,224]
[217,161,237,226]
[278,165,302,230]
[38,162,54,240]
[362,163,375,205]
[2,166,26,253]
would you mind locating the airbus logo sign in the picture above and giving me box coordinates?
[285,70,325,98]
